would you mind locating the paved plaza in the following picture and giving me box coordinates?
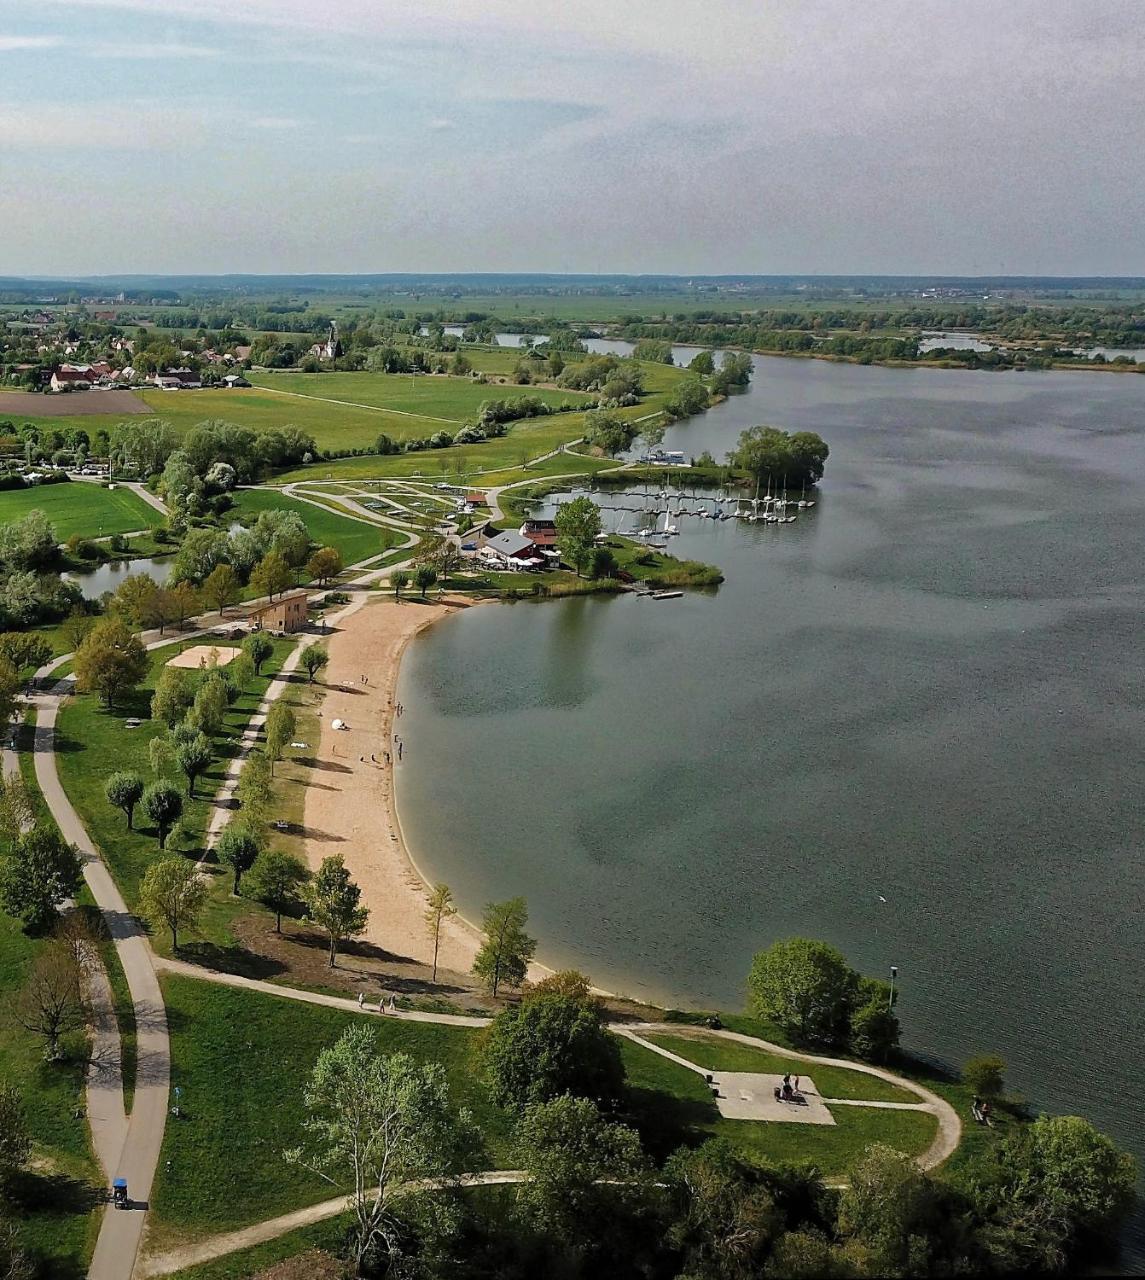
[710,1073,836,1124]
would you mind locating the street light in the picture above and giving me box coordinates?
[889,965,898,1011]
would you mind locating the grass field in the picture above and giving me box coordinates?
[54,635,295,911]
[0,911,100,1277]
[151,976,513,1246]
[249,371,590,422]
[228,488,402,566]
[620,1037,937,1172]
[0,481,157,540]
[645,1033,916,1102]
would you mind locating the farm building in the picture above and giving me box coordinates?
[250,592,309,633]
[50,365,93,391]
[519,518,557,549]
[481,530,546,568]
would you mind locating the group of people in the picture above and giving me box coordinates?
[357,991,398,1014]
[971,1096,995,1126]
[774,1073,804,1104]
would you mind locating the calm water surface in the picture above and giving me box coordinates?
[396,354,1145,1259]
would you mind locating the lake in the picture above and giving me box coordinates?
[396,353,1145,1264]
[63,554,174,598]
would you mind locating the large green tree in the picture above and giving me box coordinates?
[555,496,603,577]
[746,937,858,1047]
[303,854,369,966]
[245,848,309,931]
[141,780,183,849]
[104,771,145,830]
[481,991,625,1110]
[264,701,296,776]
[730,426,829,489]
[73,618,148,710]
[285,1026,472,1271]
[216,823,261,895]
[139,857,208,952]
[0,825,84,932]
[472,897,535,997]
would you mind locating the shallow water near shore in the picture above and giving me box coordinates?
[396,354,1145,1264]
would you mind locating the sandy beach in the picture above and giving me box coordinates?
[301,592,493,979]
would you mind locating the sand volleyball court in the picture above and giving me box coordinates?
[165,645,243,669]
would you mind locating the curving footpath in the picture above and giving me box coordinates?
[29,659,170,1280]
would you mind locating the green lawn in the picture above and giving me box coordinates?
[0,912,101,1278]
[54,635,295,912]
[228,488,402,566]
[0,481,157,540]
[151,975,513,1246]
[249,371,591,423]
[621,1038,936,1174]
[645,1033,916,1102]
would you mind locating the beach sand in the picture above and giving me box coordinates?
[301,593,491,978]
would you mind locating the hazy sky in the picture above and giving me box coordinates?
[1,0,1143,276]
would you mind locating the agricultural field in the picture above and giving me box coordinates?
[228,487,403,565]
[248,370,591,422]
[0,480,157,539]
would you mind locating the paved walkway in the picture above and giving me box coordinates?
[137,1171,529,1278]
[29,667,170,1280]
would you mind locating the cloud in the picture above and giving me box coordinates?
[426,117,453,131]
[0,35,63,51]
[84,41,221,59]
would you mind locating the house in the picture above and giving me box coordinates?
[249,593,309,634]
[481,530,546,568]
[222,373,251,388]
[465,491,487,508]
[50,365,93,392]
[519,518,557,549]
[152,367,202,390]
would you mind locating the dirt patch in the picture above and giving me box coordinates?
[165,644,243,669]
[254,1249,345,1280]
[0,389,151,416]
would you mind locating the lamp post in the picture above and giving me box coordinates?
[889,965,898,1011]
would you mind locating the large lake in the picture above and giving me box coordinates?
[397,354,1145,1262]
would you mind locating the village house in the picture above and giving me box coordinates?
[50,365,93,392]
[153,367,202,390]
[481,529,547,569]
[519,518,558,549]
[249,592,309,634]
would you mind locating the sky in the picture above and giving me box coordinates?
[0,0,1143,277]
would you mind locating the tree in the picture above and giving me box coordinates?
[481,992,625,1110]
[141,780,183,849]
[284,1025,471,1271]
[689,350,716,375]
[245,848,309,931]
[237,751,273,830]
[985,1115,1137,1271]
[104,771,145,830]
[583,410,638,456]
[0,632,52,674]
[110,572,159,628]
[555,496,602,576]
[216,823,261,895]
[423,882,456,983]
[513,1095,649,1252]
[307,546,342,585]
[300,643,329,684]
[730,426,830,489]
[139,857,208,952]
[174,731,213,798]
[73,619,148,710]
[264,700,296,776]
[168,579,200,628]
[0,1211,31,1280]
[391,569,409,600]
[963,1054,1006,1100]
[303,854,369,966]
[849,994,900,1064]
[150,666,194,728]
[663,1139,786,1279]
[0,1084,30,1199]
[0,776,33,848]
[746,938,858,1047]
[0,661,18,745]
[60,605,94,653]
[16,940,85,1060]
[243,631,273,677]
[0,825,84,932]
[837,1143,936,1277]
[472,897,535,997]
[201,562,240,615]
[190,672,229,737]
[412,565,437,599]
[250,549,292,600]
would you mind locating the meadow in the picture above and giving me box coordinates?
[228,487,402,566]
[248,370,591,422]
[0,480,157,539]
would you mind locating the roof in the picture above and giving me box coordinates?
[250,592,309,615]
[522,519,556,530]
[484,530,536,558]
